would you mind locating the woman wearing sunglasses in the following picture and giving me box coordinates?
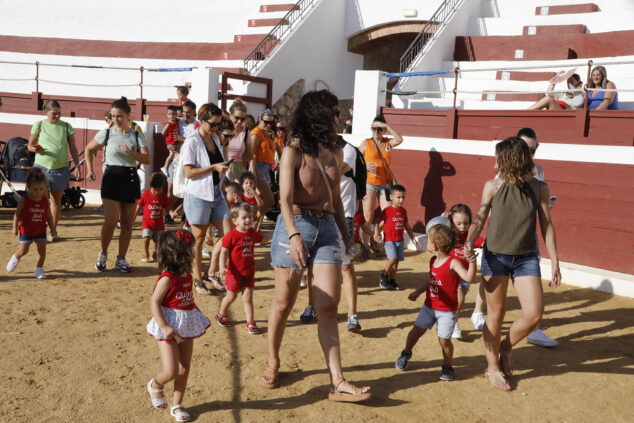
[222,98,254,182]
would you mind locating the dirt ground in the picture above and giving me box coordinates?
[1,206,633,423]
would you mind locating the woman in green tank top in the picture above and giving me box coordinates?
[464,137,562,391]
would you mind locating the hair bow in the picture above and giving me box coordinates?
[176,230,193,244]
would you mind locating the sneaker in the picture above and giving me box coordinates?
[527,328,558,347]
[6,254,19,272]
[388,279,401,291]
[379,274,390,289]
[347,315,361,333]
[34,267,46,279]
[114,257,132,273]
[116,221,121,230]
[300,305,316,324]
[300,275,307,288]
[452,322,462,339]
[439,364,454,381]
[141,255,150,262]
[395,350,412,371]
[471,312,485,331]
[95,252,107,271]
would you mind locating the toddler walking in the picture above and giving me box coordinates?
[136,172,170,262]
[6,167,56,279]
[146,230,210,422]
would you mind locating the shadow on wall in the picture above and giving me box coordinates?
[418,149,455,232]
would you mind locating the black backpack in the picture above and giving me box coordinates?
[0,137,33,182]
[344,140,367,200]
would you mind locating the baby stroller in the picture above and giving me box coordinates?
[61,151,87,210]
[0,137,31,207]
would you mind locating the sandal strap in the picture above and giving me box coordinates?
[147,378,163,393]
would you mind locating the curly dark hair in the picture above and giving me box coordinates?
[158,230,194,275]
[448,203,472,226]
[496,137,534,186]
[290,90,339,157]
[26,167,47,188]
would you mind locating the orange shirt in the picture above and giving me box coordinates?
[363,137,393,186]
[251,126,276,165]
[274,134,286,150]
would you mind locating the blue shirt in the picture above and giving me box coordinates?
[588,89,619,110]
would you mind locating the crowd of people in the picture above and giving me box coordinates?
[5,86,566,421]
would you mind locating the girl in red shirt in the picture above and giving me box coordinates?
[7,167,56,279]
[146,230,210,422]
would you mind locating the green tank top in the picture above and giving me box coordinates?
[485,181,538,255]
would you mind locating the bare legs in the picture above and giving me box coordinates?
[190,224,210,283]
[152,339,194,411]
[341,264,357,318]
[528,95,564,110]
[49,191,63,230]
[100,199,136,260]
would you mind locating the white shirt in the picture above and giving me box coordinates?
[179,119,199,140]
[181,130,224,201]
[340,142,357,218]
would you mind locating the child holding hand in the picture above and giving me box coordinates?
[395,224,476,381]
[161,105,180,175]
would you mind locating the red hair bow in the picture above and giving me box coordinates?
[176,230,193,244]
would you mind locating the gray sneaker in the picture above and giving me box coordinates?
[114,257,132,273]
[439,364,454,381]
[395,350,412,371]
[347,315,361,333]
[300,305,316,324]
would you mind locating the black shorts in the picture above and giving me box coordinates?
[101,165,141,203]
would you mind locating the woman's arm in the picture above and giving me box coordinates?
[84,139,103,181]
[385,123,403,147]
[464,179,495,259]
[537,181,562,287]
[357,139,367,154]
[595,81,616,110]
[248,133,261,181]
[278,145,307,267]
[332,148,350,250]
[183,162,228,179]
[119,145,150,165]
[150,277,176,338]
[67,133,81,178]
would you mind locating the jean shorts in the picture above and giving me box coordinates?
[366,183,391,196]
[385,240,404,261]
[270,212,343,269]
[414,304,457,339]
[19,232,47,244]
[142,228,163,241]
[183,187,230,225]
[33,164,69,192]
[256,161,271,183]
[481,248,541,278]
[459,280,470,291]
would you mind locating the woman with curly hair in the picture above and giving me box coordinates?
[464,137,561,391]
[260,90,371,402]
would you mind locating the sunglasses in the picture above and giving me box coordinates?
[232,115,246,121]
[276,127,285,131]
[262,119,274,126]
[221,132,233,138]
[205,120,219,128]
[371,127,385,132]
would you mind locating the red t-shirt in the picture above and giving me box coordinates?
[222,228,263,278]
[425,256,462,312]
[154,271,195,310]
[241,194,258,207]
[164,121,179,145]
[138,190,170,231]
[20,195,49,236]
[451,232,484,268]
[380,206,408,242]
[353,209,365,243]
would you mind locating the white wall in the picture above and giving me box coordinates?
[345,0,445,37]
[482,0,634,18]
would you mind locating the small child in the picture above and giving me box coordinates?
[240,172,263,223]
[215,203,272,334]
[7,168,56,279]
[224,182,243,207]
[447,204,484,339]
[161,105,180,175]
[176,86,190,106]
[395,224,476,380]
[146,230,210,421]
[375,184,420,290]
[136,172,171,262]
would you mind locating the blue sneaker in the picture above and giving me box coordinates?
[395,350,412,371]
[347,315,361,333]
[95,252,107,272]
[300,305,316,324]
[379,274,390,289]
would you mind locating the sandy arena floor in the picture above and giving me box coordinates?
[1,206,633,422]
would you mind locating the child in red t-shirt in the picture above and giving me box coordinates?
[216,203,272,334]
[161,105,181,175]
[394,224,475,381]
[224,182,243,207]
[136,172,170,262]
[375,185,420,290]
[240,172,263,224]
[7,168,56,279]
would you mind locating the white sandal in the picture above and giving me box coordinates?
[170,405,191,422]
[147,378,167,410]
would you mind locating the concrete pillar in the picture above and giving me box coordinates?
[189,68,220,109]
[351,70,387,134]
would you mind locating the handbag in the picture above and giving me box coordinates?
[172,153,187,198]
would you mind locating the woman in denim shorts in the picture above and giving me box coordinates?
[261,90,370,402]
[464,137,562,391]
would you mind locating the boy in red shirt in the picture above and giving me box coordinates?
[240,172,263,222]
[215,203,272,334]
[224,182,243,207]
[395,224,476,381]
[160,105,180,175]
[375,185,420,290]
[135,172,170,262]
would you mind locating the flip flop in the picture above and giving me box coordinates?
[328,378,372,402]
[260,361,279,389]
[194,281,212,296]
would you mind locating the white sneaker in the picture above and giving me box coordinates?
[471,312,485,331]
[527,328,558,347]
[6,255,20,272]
[34,267,46,279]
[95,252,107,271]
[114,257,132,273]
[300,275,307,288]
[452,322,462,339]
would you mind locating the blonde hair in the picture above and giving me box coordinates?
[496,137,534,186]
[230,202,252,219]
[428,224,456,254]
[229,97,247,114]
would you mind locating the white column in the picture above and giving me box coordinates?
[351,70,387,134]
[189,68,220,108]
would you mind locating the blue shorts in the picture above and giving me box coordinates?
[33,164,69,192]
[481,248,541,278]
[19,232,47,244]
[183,187,230,225]
[256,161,271,183]
[385,240,404,261]
[459,280,470,291]
[414,304,457,339]
[270,212,343,269]
[366,183,391,196]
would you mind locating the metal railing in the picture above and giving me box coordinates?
[399,0,462,73]
[243,0,316,75]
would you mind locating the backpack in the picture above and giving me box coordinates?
[344,140,367,200]
[0,137,33,182]
[102,121,142,167]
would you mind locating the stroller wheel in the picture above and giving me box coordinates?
[71,194,85,209]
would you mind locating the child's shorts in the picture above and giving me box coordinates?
[459,280,470,291]
[385,240,404,261]
[142,228,163,241]
[19,232,47,244]
[225,272,255,292]
[414,304,457,339]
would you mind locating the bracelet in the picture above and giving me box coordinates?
[289,232,301,240]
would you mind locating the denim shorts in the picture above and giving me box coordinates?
[270,212,343,269]
[256,161,271,183]
[481,248,541,278]
[385,240,404,261]
[366,183,391,196]
[19,232,47,244]
[183,187,230,225]
[33,164,69,192]
[414,304,457,339]
[459,280,470,291]
[142,228,163,241]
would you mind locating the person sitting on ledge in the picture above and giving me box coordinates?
[587,65,619,110]
[529,71,584,110]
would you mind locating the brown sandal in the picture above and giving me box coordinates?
[328,378,371,402]
[260,362,279,389]
[194,281,212,296]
